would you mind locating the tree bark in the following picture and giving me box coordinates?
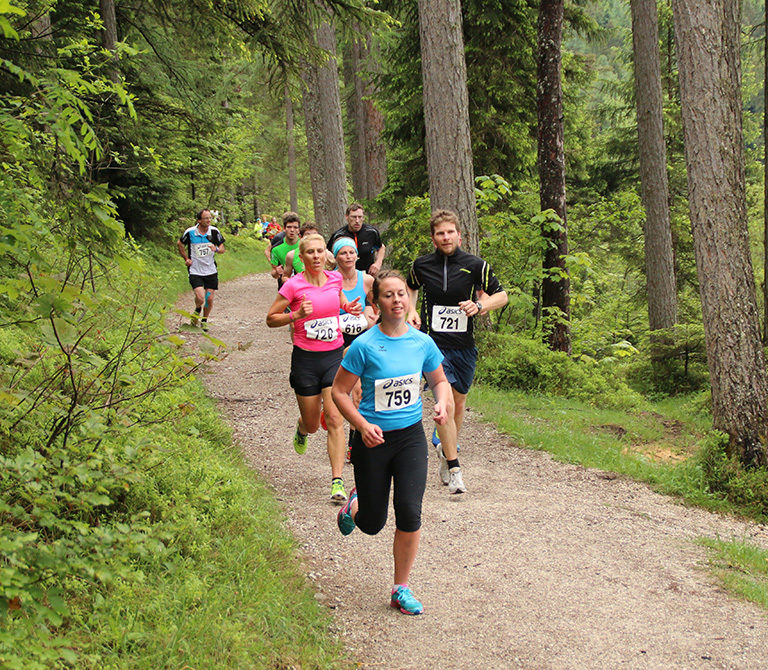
[672,0,768,467]
[301,60,329,228]
[315,19,348,234]
[347,31,387,202]
[764,1,768,344]
[344,37,368,201]
[537,0,571,353]
[301,15,348,235]
[418,0,479,255]
[631,0,677,332]
[285,79,298,213]
[99,0,120,82]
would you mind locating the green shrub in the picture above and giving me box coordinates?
[624,324,709,396]
[698,432,768,521]
[476,331,643,410]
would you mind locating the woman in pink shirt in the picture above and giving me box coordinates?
[267,233,362,503]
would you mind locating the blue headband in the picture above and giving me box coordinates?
[333,237,357,257]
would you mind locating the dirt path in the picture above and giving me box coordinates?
[178,273,768,669]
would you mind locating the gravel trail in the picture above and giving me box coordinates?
[177,272,768,670]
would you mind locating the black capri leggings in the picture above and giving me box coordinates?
[351,421,428,534]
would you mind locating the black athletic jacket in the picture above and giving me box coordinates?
[327,223,382,272]
[407,248,503,349]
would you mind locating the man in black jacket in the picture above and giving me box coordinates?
[327,203,385,276]
[407,209,508,494]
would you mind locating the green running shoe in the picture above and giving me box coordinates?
[337,487,357,535]
[390,585,423,615]
[293,425,308,454]
[330,477,347,503]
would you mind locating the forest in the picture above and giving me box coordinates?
[3,0,768,666]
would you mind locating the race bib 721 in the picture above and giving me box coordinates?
[431,305,468,333]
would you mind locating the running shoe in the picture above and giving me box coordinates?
[437,445,450,486]
[390,585,423,615]
[337,487,357,535]
[448,466,467,494]
[330,477,347,503]
[293,425,308,454]
[200,319,208,332]
[191,312,200,327]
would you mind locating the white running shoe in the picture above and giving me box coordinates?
[437,446,450,486]
[448,466,466,494]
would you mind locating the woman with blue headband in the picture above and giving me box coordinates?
[334,237,376,347]
[334,236,377,459]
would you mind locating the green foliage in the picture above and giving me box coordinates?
[624,324,709,396]
[698,432,768,521]
[476,331,643,410]
[381,194,433,275]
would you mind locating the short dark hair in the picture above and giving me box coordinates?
[300,222,318,236]
[429,209,460,235]
[345,203,364,216]
[282,211,300,226]
[196,209,211,221]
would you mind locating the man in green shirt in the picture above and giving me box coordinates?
[270,212,301,288]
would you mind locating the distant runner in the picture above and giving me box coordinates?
[177,208,225,332]
[270,212,300,288]
[407,209,508,494]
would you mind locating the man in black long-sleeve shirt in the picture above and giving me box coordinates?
[407,209,508,494]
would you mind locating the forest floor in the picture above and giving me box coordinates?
[177,272,768,669]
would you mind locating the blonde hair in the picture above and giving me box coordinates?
[299,232,325,256]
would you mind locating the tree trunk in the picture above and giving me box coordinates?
[418,0,478,255]
[537,0,571,354]
[344,36,368,201]
[285,79,298,213]
[359,33,387,200]
[630,0,677,331]
[672,0,768,467]
[315,19,347,234]
[301,15,348,236]
[764,1,768,344]
[301,61,329,228]
[99,0,120,82]
[347,30,387,202]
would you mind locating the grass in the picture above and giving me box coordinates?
[60,236,351,669]
[698,537,768,610]
[470,385,768,613]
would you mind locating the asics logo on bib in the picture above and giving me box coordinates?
[382,375,417,389]
[437,306,463,316]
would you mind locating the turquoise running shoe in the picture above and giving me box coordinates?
[337,487,357,535]
[390,585,423,615]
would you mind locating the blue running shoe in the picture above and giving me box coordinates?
[337,487,357,535]
[390,585,423,615]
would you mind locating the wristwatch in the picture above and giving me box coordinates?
[475,301,483,314]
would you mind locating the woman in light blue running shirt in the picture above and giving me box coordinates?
[332,270,451,615]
